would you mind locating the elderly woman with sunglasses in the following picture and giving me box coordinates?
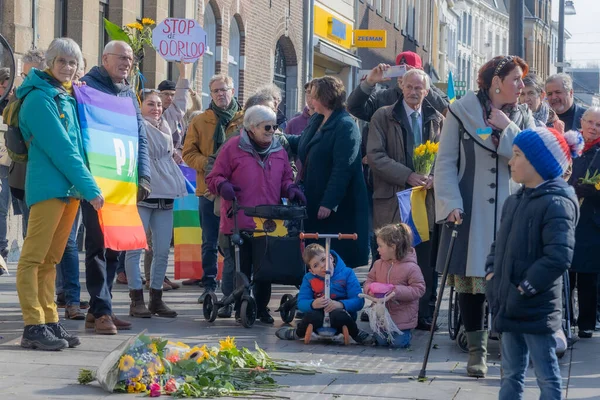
[206,105,306,324]
[567,107,600,339]
[12,38,103,351]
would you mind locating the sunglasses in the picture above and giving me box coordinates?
[264,124,279,132]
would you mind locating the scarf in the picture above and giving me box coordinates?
[584,136,600,153]
[247,130,273,159]
[209,99,240,153]
[532,102,550,127]
[476,89,519,147]
[44,68,73,95]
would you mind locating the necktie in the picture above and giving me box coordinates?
[411,111,421,147]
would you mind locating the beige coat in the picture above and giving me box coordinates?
[367,99,443,230]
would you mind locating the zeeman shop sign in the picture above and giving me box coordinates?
[353,30,387,48]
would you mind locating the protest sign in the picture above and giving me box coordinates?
[152,18,207,62]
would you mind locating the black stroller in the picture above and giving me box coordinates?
[202,200,307,328]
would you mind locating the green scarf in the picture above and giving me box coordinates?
[209,99,239,153]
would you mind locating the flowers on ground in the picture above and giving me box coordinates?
[118,354,135,372]
[219,336,236,351]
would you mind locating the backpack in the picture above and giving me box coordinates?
[1,92,61,163]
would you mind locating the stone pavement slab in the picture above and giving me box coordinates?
[0,258,599,399]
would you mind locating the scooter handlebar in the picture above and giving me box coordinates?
[299,233,358,240]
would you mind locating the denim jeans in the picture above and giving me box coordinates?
[374,329,412,348]
[0,165,10,253]
[115,251,126,274]
[125,205,173,290]
[500,331,562,400]
[218,233,234,297]
[199,196,219,289]
[55,209,81,305]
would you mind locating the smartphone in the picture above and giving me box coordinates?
[383,65,407,79]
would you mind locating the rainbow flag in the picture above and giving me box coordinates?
[74,85,147,251]
[396,187,430,246]
[448,70,456,104]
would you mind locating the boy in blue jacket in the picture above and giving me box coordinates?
[485,127,581,400]
[276,244,373,344]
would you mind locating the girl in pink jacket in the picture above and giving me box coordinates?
[364,224,426,347]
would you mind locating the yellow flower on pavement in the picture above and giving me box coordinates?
[119,354,135,372]
[219,336,236,351]
[142,18,155,25]
[126,22,143,30]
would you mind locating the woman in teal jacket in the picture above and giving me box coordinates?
[15,38,103,352]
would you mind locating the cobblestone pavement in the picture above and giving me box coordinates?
[0,258,598,399]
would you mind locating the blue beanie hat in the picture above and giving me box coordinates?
[513,128,583,180]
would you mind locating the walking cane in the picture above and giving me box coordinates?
[418,220,460,381]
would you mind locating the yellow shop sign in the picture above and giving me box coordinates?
[313,5,353,49]
[353,30,387,48]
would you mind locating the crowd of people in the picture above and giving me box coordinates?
[1,36,599,399]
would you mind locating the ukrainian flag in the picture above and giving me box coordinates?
[396,187,430,247]
[448,70,456,104]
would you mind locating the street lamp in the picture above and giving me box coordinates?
[558,0,576,73]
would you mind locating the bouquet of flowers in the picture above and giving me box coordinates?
[413,140,439,176]
[79,331,355,398]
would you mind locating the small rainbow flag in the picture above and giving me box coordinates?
[74,85,147,251]
[396,187,430,246]
[173,164,223,280]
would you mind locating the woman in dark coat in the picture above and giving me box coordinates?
[287,76,369,268]
[567,106,600,338]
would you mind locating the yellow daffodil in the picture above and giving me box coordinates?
[127,385,135,393]
[126,22,143,31]
[595,182,600,191]
[219,336,236,351]
[148,343,158,354]
[118,354,135,372]
[142,18,155,25]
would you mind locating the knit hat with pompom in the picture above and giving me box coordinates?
[513,127,584,180]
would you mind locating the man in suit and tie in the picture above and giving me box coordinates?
[366,68,444,330]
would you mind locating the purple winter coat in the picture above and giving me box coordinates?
[206,130,295,234]
[284,106,312,135]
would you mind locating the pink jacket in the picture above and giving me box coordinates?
[364,249,426,330]
[206,131,294,234]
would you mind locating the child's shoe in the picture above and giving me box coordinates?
[353,330,375,346]
[276,327,300,340]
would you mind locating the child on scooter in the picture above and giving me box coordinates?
[275,244,373,345]
[364,223,426,348]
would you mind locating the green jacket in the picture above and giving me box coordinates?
[16,69,101,206]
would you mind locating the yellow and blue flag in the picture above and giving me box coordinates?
[396,187,430,246]
[448,70,456,104]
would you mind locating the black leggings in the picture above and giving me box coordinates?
[296,309,359,339]
[569,271,598,331]
[458,293,486,332]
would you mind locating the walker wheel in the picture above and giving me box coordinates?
[448,287,461,340]
[202,292,219,322]
[456,327,469,353]
[279,294,296,324]
[304,324,313,344]
[342,325,350,346]
[240,298,256,328]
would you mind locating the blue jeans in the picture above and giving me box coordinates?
[125,205,173,290]
[115,251,125,274]
[219,233,234,297]
[55,209,81,305]
[199,196,219,289]
[0,166,9,253]
[374,329,412,348]
[500,331,562,400]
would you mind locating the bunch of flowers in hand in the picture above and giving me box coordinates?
[413,140,439,176]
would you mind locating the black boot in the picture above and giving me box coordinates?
[46,322,81,348]
[21,324,68,351]
[129,289,152,318]
[148,288,177,318]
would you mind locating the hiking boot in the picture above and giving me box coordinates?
[55,293,66,308]
[197,287,215,304]
[95,315,117,335]
[21,324,68,351]
[276,327,299,340]
[466,330,488,378]
[217,303,233,318]
[148,288,177,318]
[111,314,132,330]
[164,277,180,290]
[129,289,151,318]
[47,322,80,348]
[116,271,128,285]
[79,300,90,310]
[353,330,375,346]
[64,305,85,320]
[258,309,274,324]
[85,312,95,329]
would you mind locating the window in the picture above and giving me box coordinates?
[367,0,373,7]
[385,0,392,20]
[503,37,508,54]
[376,0,382,13]
[462,14,467,43]
[273,42,287,118]
[137,0,145,21]
[202,4,217,109]
[98,0,109,65]
[495,34,500,56]
[467,57,472,90]
[55,0,68,38]
[228,19,240,92]
[468,14,472,46]
[394,0,402,27]
[406,0,415,37]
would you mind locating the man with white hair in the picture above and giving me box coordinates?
[366,68,444,331]
[79,40,151,335]
[545,73,587,132]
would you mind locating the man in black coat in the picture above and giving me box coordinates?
[545,73,587,132]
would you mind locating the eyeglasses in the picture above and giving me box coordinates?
[141,89,159,94]
[56,58,78,69]
[211,87,232,94]
[106,53,134,63]
[263,124,279,132]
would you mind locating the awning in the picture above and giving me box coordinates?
[314,39,362,68]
